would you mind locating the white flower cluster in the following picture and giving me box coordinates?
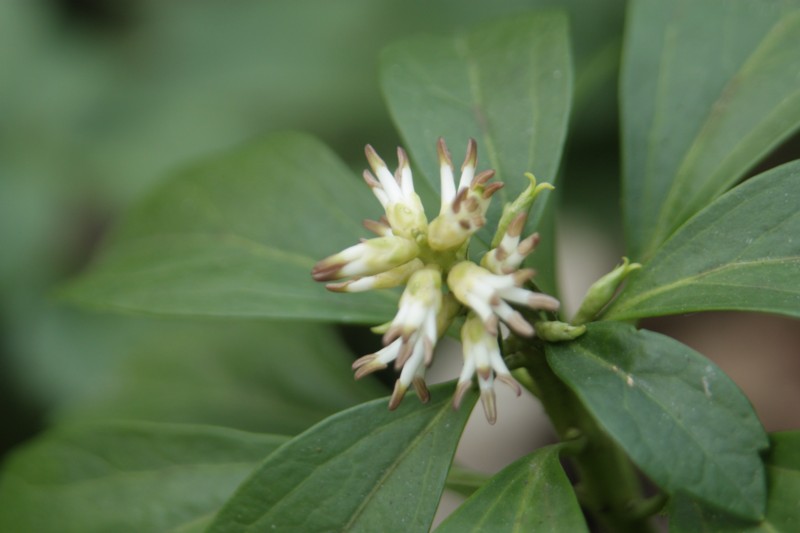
[313,139,559,423]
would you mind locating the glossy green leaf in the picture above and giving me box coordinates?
[621,0,800,260]
[53,317,385,435]
[606,161,800,321]
[437,444,587,533]
[0,422,288,533]
[61,132,395,322]
[380,11,572,291]
[209,382,476,533]
[670,432,800,532]
[546,322,768,520]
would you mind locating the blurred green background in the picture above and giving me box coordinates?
[1,0,630,458]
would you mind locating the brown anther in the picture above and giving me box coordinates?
[461,138,478,170]
[354,361,387,380]
[452,187,468,214]
[437,137,453,168]
[508,212,527,238]
[497,375,522,396]
[464,196,479,211]
[458,220,471,230]
[506,312,535,337]
[363,218,389,236]
[530,294,560,312]
[382,325,403,346]
[352,354,376,370]
[388,382,406,410]
[518,233,540,255]
[453,381,472,409]
[362,170,381,188]
[493,247,509,261]
[311,261,345,282]
[512,268,537,285]
[394,341,414,370]
[365,144,387,173]
[325,281,350,292]
[482,182,504,199]
[395,147,410,184]
[413,377,430,403]
[477,367,492,381]
[397,146,410,169]
[481,390,498,425]
[472,169,495,186]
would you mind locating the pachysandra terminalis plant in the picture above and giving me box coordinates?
[312,139,563,423]
[2,2,800,533]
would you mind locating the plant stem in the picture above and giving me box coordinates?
[519,341,658,533]
[445,464,490,498]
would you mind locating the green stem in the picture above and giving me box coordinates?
[445,464,490,498]
[517,341,658,533]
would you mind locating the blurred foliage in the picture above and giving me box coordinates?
[0,0,625,457]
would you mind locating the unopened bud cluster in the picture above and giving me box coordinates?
[313,139,558,423]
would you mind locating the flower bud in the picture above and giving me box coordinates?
[534,320,586,342]
[571,257,642,325]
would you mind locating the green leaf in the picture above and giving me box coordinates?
[621,0,800,261]
[670,432,800,532]
[380,11,572,289]
[61,132,396,322]
[208,382,476,533]
[55,318,386,435]
[0,422,288,533]
[546,322,768,520]
[437,444,588,533]
[606,161,800,321]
